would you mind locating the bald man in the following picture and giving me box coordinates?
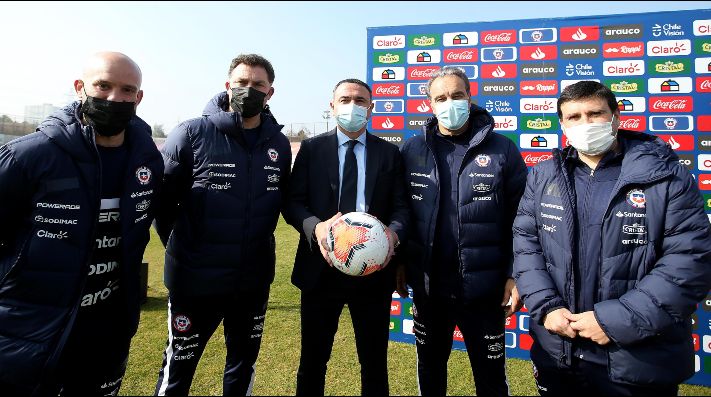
[0,51,163,396]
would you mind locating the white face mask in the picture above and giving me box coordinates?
[335,103,368,133]
[562,115,616,156]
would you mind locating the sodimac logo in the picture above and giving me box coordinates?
[443,32,478,47]
[480,29,517,45]
[372,83,404,97]
[603,42,645,58]
[519,45,558,60]
[647,77,693,94]
[560,26,600,42]
[519,80,558,96]
[443,48,478,63]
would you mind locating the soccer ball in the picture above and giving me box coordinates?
[326,212,390,276]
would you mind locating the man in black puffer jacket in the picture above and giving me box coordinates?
[513,81,711,395]
[0,52,163,396]
[153,54,291,396]
[400,66,528,396]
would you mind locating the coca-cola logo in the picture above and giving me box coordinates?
[444,49,478,63]
[649,96,693,112]
[481,30,517,44]
[697,77,711,93]
[618,116,646,132]
[373,84,404,97]
[408,66,440,80]
[521,152,553,167]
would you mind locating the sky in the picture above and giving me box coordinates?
[0,1,708,134]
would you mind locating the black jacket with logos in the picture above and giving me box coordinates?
[0,102,163,393]
[154,92,291,297]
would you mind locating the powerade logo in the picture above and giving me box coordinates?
[372,100,404,114]
[480,47,517,62]
[649,115,693,132]
[605,78,645,94]
[408,34,439,47]
[648,59,690,75]
[521,116,559,132]
[482,82,517,96]
[519,28,557,44]
[373,51,405,65]
[603,24,644,39]
[443,32,478,46]
[647,39,691,56]
[520,63,557,78]
[373,35,406,49]
[407,83,428,97]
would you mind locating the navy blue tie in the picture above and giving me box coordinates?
[339,140,358,214]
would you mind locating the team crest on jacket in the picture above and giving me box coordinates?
[173,314,191,332]
[136,166,152,185]
[475,154,491,167]
[626,189,646,208]
[267,148,279,162]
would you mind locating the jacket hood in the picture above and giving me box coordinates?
[37,101,152,162]
[423,103,494,147]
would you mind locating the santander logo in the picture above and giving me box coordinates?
[561,26,600,42]
[482,64,517,79]
[649,96,693,112]
[520,45,558,61]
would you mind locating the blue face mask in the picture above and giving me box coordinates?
[435,99,470,130]
[335,103,368,133]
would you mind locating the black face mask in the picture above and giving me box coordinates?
[230,87,266,118]
[80,92,136,137]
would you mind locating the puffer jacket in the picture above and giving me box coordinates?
[513,130,711,385]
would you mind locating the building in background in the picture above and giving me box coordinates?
[23,103,58,124]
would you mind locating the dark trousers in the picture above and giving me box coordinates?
[531,349,679,396]
[296,268,392,396]
[55,327,132,396]
[154,289,270,396]
[412,292,509,396]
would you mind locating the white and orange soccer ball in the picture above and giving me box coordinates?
[326,212,390,276]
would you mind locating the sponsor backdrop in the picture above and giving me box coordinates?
[366,8,711,386]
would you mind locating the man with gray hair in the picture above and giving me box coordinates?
[0,51,163,396]
[399,66,527,395]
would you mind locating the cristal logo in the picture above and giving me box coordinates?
[655,61,685,73]
[572,28,588,41]
[610,81,638,93]
[378,53,400,63]
[648,39,691,56]
[373,84,404,97]
[527,118,552,129]
[650,96,692,112]
[413,36,436,46]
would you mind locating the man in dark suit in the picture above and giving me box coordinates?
[286,78,409,396]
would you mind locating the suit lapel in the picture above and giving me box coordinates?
[325,130,340,204]
[364,132,380,211]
